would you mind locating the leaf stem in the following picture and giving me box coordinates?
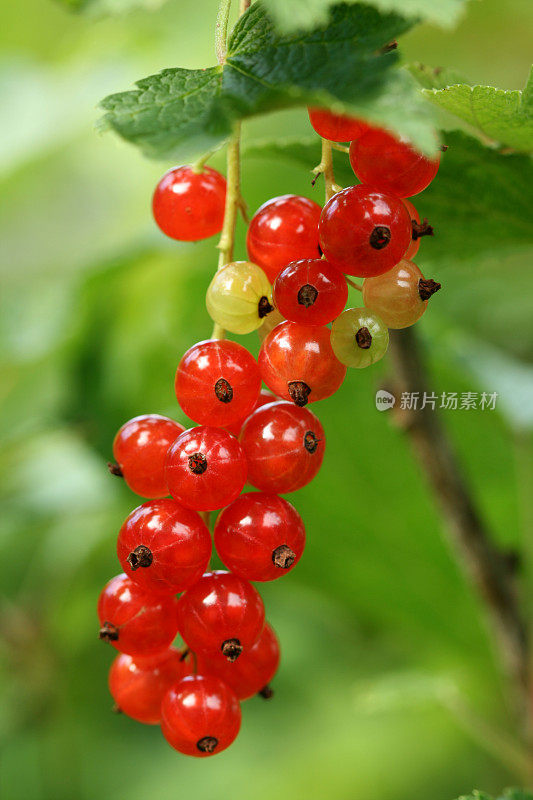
[215,0,232,65]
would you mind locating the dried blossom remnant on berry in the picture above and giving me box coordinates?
[258,295,274,318]
[214,377,233,403]
[197,736,218,753]
[259,685,274,699]
[221,637,243,661]
[369,225,391,250]
[188,452,208,474]
[127,544,153,571]
[303,430,319,453]
[355,326,372,349]
[418,278,441,301]
[107,461,123,477]
[288,380,311,406]
[272,544,296,569]
[412,218,434,240]
[99,621,119,642]
[297,283,319,307]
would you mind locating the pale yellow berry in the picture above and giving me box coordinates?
[206,261,274,335]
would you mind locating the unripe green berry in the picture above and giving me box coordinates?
[331,308,389,368]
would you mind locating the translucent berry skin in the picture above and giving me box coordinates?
[206,261,274,335]
[349,128,440,198]
[225,389,276,438]
[165,427,247,511]
[161,675,241,757]
[177,571,265,659]
[362,259,429,329]
[308,107,369,142]
[97,573,180,657]
[246,195,322,283]
[152,166,226,241]
[109,648,189,725]
[273,258,348,326]
[197,623,280,700]
[175,339,261,428]
[113,415,184,498]
[240,401,325,494]
[214,492,305,581]
[402,199,420,260]
[117,499,212,595]
[318,185,412,278]
[331,307,389,368]
[259,321,346,406]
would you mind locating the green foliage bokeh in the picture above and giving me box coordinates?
[0,1,532,799]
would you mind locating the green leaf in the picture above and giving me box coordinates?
[421,66,533,152]
[100,2,438,160]
[456,791,533,800]
[262,0,469,33]
[55,0,167,13]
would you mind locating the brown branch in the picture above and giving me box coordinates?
[388,327,529,722]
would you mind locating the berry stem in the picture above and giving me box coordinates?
[345,276,363,292]
[312,138,340,202]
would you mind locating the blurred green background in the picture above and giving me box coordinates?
[1,1,532,798]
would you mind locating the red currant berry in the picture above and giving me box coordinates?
[117,499,212,594]
[349,127,440,198]
[109,648,189,724]
[214,492,305,581]
[112,414,184,498]
[318,185,412,277]
[225,388,275,437]
[152,166,226,241]
[175,339,261,428]
[403,198,421,260]
[273,258,348,326]
[97,573,180,657]
[239,401,325,494]
[259,321,346,406]
[308,107,369,142]
[161,675,241,757]
[197,623,280,700]
[177,570,265,661]
[165,427,247,511]
[246,195,322,283]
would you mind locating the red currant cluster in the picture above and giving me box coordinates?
[99,107,442,758]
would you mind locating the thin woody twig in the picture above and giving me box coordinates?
[388,327,529,723]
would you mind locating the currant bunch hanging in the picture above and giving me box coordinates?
[99,90,443,758]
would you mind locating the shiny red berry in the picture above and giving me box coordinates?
[117,499,212,595]
[239,401,325,494]
[161,674,241,757]
[177,570,265,661]
[308,107,369,142]
[318,185,412,277]
[112,414,184,498]
[152,166,226,241]
[165,427,247,511]
[97,573,180,657]
[197,623,280,700]
[214,492,305,581]
[259,321,346,406]
[246,195,322,283]
[349,127,440,198]
[225,388,276,437]
[273,258,348,326]
[175,339,261,428]
[108,648,189,724]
